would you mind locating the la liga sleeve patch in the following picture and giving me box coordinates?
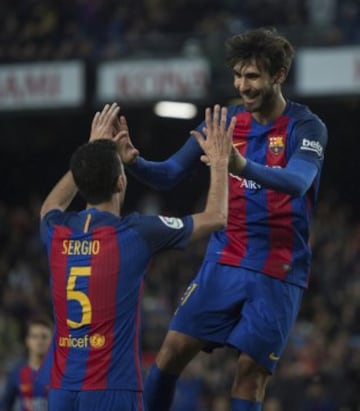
[158,216,184,229]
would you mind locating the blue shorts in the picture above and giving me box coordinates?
[48,388,144,411]
[170,261,304,373]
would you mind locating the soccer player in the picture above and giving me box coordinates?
[38,103,235,411]
[118,28,328,411]
[0,318,52,411]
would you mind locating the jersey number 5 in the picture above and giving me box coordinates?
[66,266,92,328]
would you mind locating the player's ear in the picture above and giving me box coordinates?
[273,67,287,85]
[114,175,126,193]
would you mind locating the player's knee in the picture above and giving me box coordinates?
[156,331,204,375]
[232,353,270,399]
[237,354,267,377]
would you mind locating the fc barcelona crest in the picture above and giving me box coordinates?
[268,136,284,155]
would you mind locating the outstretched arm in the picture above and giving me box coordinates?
[128,137,203,190]
[116,116,203,190]
[40,103,122,219]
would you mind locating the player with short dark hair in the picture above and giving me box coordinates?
[119,28,328,411]
[70,139,122,205]
[38,103,236,411]
[0,318,52,411]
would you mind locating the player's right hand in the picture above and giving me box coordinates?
[90,103,121,142]
[190,105,236,167]
[89,103,139,165]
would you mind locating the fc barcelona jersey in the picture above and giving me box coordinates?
[204,101,327,287]
[39,209,192,391]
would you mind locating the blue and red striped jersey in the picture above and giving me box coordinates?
[204,101,327,287]
[128,101,327,287]
[0,361,48,411]
[38,209,192,391]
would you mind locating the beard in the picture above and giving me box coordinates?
[242,85,276,114]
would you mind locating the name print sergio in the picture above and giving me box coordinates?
[62,239,100,255]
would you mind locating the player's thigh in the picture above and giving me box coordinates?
[169,261,249,347]
[77,389,143,411]
[48,388,77,411]
[227,274,304,373]
[156,330,206,373]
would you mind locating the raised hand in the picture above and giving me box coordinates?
[191,105,236,167]
[89,103,139,164]
[114,115,139,165]
[89,103,120,142]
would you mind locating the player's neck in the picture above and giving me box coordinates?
[252,93,287,125]
[87,197,122,217]
[28,354,43,370]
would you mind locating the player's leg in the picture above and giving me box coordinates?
[145,261,249,411]
[226,272,304,411]
[230,353,270,410]
[144,330,205,411]
[155,330,206,374]
[48,388,77,411]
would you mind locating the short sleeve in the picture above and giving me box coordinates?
[292,117,328,170]
[40,209,64,244]
[135,214,193,254]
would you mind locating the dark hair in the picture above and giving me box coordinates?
[26,317,53,334]
[225,28,295,76]
[70,139,122,205]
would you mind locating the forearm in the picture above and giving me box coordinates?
[127,157,186,190]
[233,155,318,196]
[191,161,228,241]
[40,171,78,217]
[127,136,202,190]
[206,161,229,221]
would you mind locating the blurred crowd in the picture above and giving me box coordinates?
[1,1,359,410]
[0,0,359,62]
[0,190,359,410]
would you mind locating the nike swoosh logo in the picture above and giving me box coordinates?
[268,352,280,361]
[234,141,246,147]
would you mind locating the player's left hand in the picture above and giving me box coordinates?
[114,115,140,165]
